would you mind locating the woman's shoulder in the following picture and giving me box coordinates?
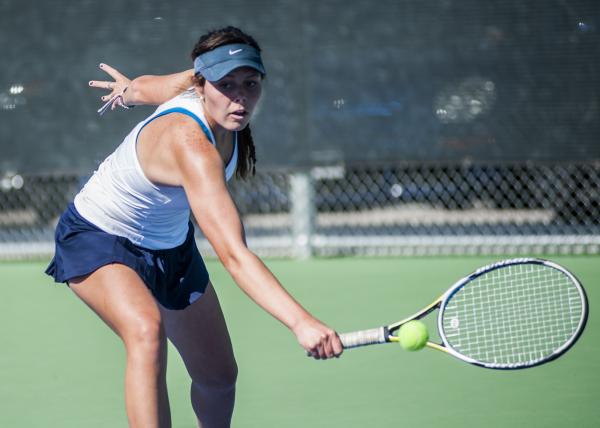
[156,89,200,113]
[152,91,215,143]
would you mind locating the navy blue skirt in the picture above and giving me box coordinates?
[45,203,209,310]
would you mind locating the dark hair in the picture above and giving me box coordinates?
[191,26,262,179]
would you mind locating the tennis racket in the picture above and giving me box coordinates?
[338,258,588,369]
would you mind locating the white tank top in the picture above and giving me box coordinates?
[74,91,238,250]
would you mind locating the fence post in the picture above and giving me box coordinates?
[289,170,315,259]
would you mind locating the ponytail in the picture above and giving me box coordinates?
[236,125,257,179]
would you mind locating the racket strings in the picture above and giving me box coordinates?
[441,263,584,367]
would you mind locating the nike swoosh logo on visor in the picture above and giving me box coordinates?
[229,49,243,55]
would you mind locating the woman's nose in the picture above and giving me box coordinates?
[233,89,247,103]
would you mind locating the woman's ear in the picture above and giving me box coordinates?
[195,85,205,101]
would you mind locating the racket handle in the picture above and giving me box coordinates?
[340,327,389,349]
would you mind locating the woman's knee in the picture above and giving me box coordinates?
[192,358,238,393]
[219,359,238,389]
[122,314,166,356]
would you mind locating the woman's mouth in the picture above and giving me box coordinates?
[229,109,247,120]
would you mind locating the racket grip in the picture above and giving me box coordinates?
[339,327,388,349]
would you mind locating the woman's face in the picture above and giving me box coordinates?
[199,67,263,133]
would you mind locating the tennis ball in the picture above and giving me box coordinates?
[397,320,429,351]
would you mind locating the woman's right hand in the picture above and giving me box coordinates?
[89,63,132,111]
[293,316,343,360]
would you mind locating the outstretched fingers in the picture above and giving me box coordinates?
[89,63,133,115]
[98,63,128,81]
[89,63,131,102]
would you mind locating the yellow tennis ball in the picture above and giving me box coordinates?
[397,320,429,351]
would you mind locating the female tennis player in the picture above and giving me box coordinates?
[46,26,342,428]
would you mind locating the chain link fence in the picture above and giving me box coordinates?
[1,1,598,260]
[1,163,598,260]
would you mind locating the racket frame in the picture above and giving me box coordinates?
[340,258,588,370]
[435,258,589,369]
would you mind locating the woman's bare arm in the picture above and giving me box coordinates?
[126,69,194,105]
[89,63,194,108]
[169,116,342,359]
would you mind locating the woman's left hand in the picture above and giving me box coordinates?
[293,317,344,360]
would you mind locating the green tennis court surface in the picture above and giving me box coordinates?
[1,256,598,427]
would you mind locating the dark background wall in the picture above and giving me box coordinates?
[0,0,598,173]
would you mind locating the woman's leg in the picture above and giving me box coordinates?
[159,282,237,428]
[69,263,171,428]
